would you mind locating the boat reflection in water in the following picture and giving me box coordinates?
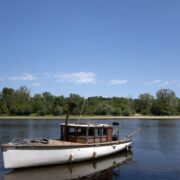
[4,151,132,180]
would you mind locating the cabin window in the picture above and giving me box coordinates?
[88,128,107,137]
[99,128,104,136]
[103,128,107,135]
[88,128,94,136]
[68,127,76,136]
[95,129,98,136]
[94,128,106,136]
[77,128,86,136]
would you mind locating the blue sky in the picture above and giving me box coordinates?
[0,0,180,98]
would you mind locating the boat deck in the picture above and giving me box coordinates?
[48,140,83,146]
[33,139,129,146]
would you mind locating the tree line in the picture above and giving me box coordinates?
[0,86,180,116]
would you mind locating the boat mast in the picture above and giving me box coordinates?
[64,94,72,141]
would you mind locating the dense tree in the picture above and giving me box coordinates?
[122,106,132,116]
[53,96,66,114]
[2,87,15,114]
[53,105,63,116]
[0,87,180,116]
[177,99,180,115]
[69,94,85,115]
[152,89,178,115]
[0,101,9,115]
[13,86,32,115]
[85,96,105,115]
[94,103,113,115]
[137,93,154,115]
[32,94,48,115]
[117,103,132,116]
[111,108,122,116]
[42,92,54,115]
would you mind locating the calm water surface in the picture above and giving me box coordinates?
[0,119,180,180]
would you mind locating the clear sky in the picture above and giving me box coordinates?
[0,0,180,98]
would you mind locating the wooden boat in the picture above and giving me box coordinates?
[1,97,138,169]
[1,121,135,169]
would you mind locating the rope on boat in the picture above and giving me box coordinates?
[30,138,49,144]
[123,128,140,141]
[9,138,49,145]
[78,98,87,124]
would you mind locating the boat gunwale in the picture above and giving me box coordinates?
[1,140,132,152]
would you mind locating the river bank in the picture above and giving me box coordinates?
[0,115,180,120]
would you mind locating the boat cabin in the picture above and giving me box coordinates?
[60,123,113,144]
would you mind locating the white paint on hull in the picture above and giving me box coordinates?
[3,142,132,169]
[4,152,132,180]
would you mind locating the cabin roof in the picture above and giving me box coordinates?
[60,123,112,128]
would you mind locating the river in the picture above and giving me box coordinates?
[0,119,180,180]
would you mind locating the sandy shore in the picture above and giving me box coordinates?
[0,115,180,120]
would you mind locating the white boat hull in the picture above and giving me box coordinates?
[2,141,132,169]
[4,151,132,180]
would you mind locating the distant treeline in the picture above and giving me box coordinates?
[0,86,180,116]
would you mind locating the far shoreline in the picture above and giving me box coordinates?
[0,115,180,120]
